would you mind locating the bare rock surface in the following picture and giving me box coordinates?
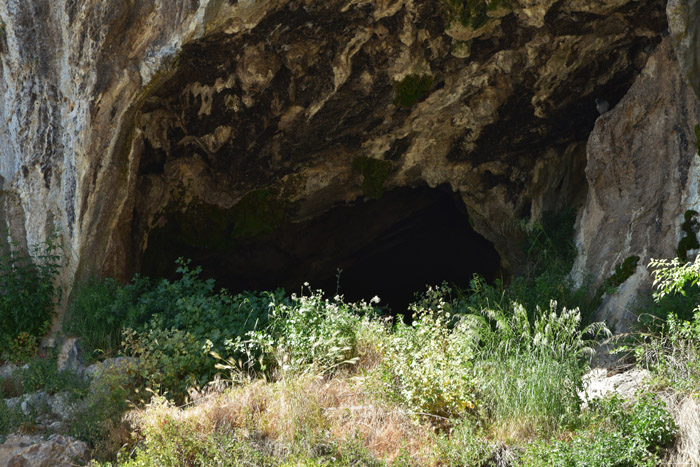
[571,38,700,330]
[668,0,700,100]
[0,434,87,467]
[579,367,650,407]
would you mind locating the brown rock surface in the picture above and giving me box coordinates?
[0,434,87,467]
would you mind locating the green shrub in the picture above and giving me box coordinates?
[627,257,700,389]
[63,278,134,361]
[18,352,88,396]
[379,287,478,419]
[0,399,26,438]
[122,326,210,401]
[237,288,377,377]
[0,235,61,356]
[469,299,608,435]
[520,394,676,466]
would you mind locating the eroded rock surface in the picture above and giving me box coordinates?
[0,0,675,315]
[571,38,700,330]
[0,434,87,467]
[668,0,700,100]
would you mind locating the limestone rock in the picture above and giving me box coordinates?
[579,367,650,408]
[56,338,83,376]
[0,434,88,467]
[668,0,700,100]
[571,38,700,330]
[0,0,666,304]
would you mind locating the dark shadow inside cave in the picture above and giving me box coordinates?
[140,186,501,316]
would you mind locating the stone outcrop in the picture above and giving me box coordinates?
[571,38,700,330]
[0,434,87,467]
[0,0,666,306]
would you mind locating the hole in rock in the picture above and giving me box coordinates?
[140,186,501,316]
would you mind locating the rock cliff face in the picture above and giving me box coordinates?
[571,38,700,330]
[0,0,691,320]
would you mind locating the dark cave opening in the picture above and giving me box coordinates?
[140,186,502,315]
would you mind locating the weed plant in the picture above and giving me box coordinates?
[0,234,61,357]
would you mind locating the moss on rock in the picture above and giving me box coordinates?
[392,74,433,108]
[443,0,513,28]
[352,157,393,199]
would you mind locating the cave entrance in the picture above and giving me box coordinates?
[140,186,501,315]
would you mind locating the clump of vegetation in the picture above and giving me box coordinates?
[676,210,699,263]
[0,234,61,360]
[231,189,286,239]
[352,157,393,199]
[694,123,700,157]
[443,0,512,29]
[47,206,690,465]
[392,74,433,108]
[522,394,676,466]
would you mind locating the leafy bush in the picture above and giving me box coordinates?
[63,278,133,361]
[232,288,378,377]
[520,394,676,466]
[627,257,700,389]
[17,352,88,396]
[0,399,26,438]
[0,235,61,356]
[379,287,478,419]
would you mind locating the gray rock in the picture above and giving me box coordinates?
[56,337,84,376]
[0,434,88,467]
[0,363,18,379]
[579,367,650,407]
[85,356,136,381]
[571,38,700,330]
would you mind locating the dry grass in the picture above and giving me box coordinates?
[129,371,436,465]
[662,392,700,466]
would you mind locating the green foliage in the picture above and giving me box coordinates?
[467,208,595,322]
[0,234,61,356]
[18,353,88,396]
[442,0,512,28]
[352,157,393,199]
[694,124,700,157]
[63,278,134,361]
[520,394,676,466]
[379,283,608,432]
[231,189,286,239]
[676,210,699,263]
[434,420,500,466]
[469,299,608,434]
[391,74,433,108]
[623,257,700,390]
[4,332,39,364]
[0,399,26,438]
[650,256,700,314]
[380,287,478,418]
[234,288,377,377]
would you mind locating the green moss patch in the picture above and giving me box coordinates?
[677,210,700,263]
[694,124,700,157]
[392,74,433,108]
[231,189,286,239]
[443,0,512,28]
[352,157,393,199]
